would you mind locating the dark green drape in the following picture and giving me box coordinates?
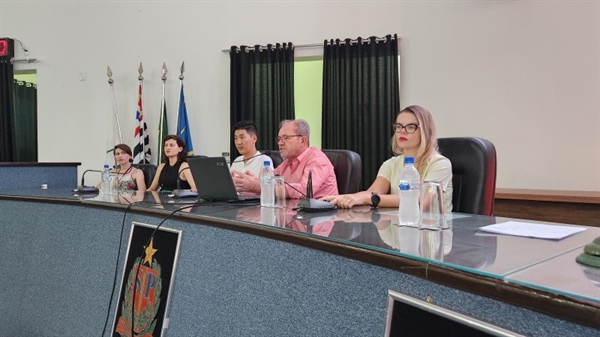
[13,80,37,162]
[0,38,15,162]
[229,43,295,159]
[321,35,400,190]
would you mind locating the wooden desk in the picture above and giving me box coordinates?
[0,191,598,336]
[495,188,600,227]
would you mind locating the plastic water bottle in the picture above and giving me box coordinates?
[259,161,274,207]
[399,157,421,227]
[101,164,111,195]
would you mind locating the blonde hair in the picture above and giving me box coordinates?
[391,105,439,175]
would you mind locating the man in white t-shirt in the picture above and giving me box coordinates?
[230,121,272,191]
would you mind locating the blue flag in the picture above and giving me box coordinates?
[177,83,194,156]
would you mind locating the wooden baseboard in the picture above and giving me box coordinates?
[494,189,600,227]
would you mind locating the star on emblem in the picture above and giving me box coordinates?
[143,238,158,266]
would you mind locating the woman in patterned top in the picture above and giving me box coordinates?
[112,144,146,192]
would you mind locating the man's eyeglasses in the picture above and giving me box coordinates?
[392,123,419,134]
[275,134,303,143]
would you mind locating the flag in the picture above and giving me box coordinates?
[157,86,169,165]
[177,83,194,156]
[133,83,151,164]
[105,84,123,166]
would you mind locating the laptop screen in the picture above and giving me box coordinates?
[187,156,241,201]
[385,290,523,336]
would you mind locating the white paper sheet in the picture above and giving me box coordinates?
[378,210,470,220]
[478,221,586,240]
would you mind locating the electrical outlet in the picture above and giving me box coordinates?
[222,152,230,157]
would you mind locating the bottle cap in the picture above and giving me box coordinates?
[404,157,415,164]
[104,164,110,168]
[264,161,270,166]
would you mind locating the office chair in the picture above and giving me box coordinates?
[259,149,362,194]
[322,149,362,195]
[260,150,284,168]
[437,137,497,216]
[133,163,157,189]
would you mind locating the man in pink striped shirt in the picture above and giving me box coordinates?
[232,119,338,199]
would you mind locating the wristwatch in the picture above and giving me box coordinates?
[370,192,380,208]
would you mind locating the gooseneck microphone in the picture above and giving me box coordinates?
[276,174,308,198]
[307,170,314,198]
[229,152,269,164]
[76,169,102,193]
[172,166,198,198]
[292,170,336,212]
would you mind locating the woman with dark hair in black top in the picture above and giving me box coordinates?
[148,135,197,192]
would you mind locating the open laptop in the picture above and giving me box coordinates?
[187,156,260,202]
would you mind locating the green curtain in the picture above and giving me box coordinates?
[229,43,295,159]
[321,35,400,190]
[0,38,15,162]
[12,80,37,162]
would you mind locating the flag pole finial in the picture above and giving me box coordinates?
[107,66,113,84]
[138,62,144,81]
[179,61,185,81]
[161,62,167,82]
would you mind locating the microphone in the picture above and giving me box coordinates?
[277,174,307,198]
[293,170,336,212]
[172,166,198,198]
[307,170,313,198]
[229,152,269,164]
[75,169,102,194]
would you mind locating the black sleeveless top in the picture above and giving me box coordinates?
[158,161,191,191]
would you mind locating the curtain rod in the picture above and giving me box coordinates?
[222,36,397,53]
[222,43,320,53]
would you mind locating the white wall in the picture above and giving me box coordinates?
[2,1,598,191]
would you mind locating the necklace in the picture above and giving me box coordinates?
[117,165,133,183]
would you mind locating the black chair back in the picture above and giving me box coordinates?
[322,149,362,195]
[133,164,157,189]
[259,149,362,195]
[261,150,284,168]
[437,137,497,215]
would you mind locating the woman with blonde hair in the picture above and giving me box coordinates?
[322,105,453,211]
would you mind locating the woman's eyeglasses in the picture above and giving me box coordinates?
[392,123,419,134]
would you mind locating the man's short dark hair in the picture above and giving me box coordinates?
[232,120,258,136]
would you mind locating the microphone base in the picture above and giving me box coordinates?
[78,186,99,194]
[172,189,198,198]
[293,198,336,212]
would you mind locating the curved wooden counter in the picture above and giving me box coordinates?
[0,191,598,336]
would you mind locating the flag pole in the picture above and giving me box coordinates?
[176,61,194,156]
[177,61,184,140]
[177,61,184,113]
[158,63,168,165]
[107,66,123,143]
[133,62,152,164]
